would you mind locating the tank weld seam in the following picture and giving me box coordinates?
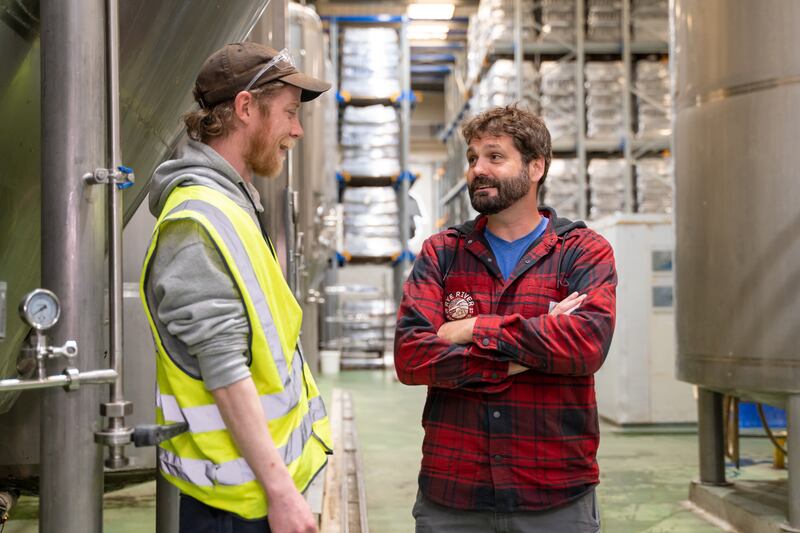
[676,74,800,111]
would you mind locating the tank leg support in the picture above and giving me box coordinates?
[783,394,800,532]
[156,471,180,533]
[697,388,727,485]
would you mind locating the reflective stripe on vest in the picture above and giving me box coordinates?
[156,350,305,434]
[157,396,328,486]
[168,198,291,384]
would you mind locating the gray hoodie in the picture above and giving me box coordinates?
[146,140,265,390]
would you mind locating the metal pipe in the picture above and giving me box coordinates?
[103,0,132,470]
[285,187,297,295]
[697,388,727,485]
[40,0,107,531]
[35,331,47,381]
[786,394,800,531]
[156,471,181,533]
[394,17,412,306]
[0,369,118,392]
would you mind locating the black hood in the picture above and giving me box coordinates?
[448,206,586,237]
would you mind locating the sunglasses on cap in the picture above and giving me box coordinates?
[244,48,296,92]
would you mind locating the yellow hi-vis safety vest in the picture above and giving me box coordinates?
[139,185,333,519]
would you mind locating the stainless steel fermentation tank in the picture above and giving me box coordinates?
[673,0,800,527]
[251,2,338,370]
[0,0,271,493]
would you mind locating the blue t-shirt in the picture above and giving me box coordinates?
[484,217,549,280]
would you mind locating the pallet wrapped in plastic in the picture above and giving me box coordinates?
[588,158,625,219]
[585,61,624,140]
[587,0,622,42]
[540,0,576,43]
[479,59,541,113]
[636,156,672,214]
[543,158,581,220]
[340,105,401,178]
[632,0,668,42]
[467,0,535,81]
[472,60,540,112]
[541,60,577,142]
[340,28,401,98]
[635,59,671,138]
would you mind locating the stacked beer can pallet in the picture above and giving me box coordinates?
[544,159,581,220]
[587,0,622,42]
[635,59,670,139]
[339,28,400,99]
[541,60,578,143]
[540,0,576,43]
[585,61,624,141]
[636,157,672,214]
[342,186,402,259]
[588,158,626,218]
[473,60,540,113]
[340,105,401,179]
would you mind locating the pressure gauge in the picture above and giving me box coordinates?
[19,289,61,331]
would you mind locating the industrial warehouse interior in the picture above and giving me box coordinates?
[1,1,797,532]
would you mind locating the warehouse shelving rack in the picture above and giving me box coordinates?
[324,15,418,308]
[438,0,670,223]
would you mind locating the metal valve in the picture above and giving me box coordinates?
[48,340,78,360]
[83,165,135,189]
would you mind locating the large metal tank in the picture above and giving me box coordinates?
[673,0,800,407]
[0,0,271,490]
[251,3,338,370]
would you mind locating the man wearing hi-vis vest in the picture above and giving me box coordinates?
[140,42,333,533]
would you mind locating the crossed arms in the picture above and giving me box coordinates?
[393,232,617,391]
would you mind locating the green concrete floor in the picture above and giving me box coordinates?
[5,369,784,532]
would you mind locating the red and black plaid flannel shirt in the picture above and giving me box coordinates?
[395,208,617,513]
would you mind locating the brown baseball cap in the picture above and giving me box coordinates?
[194,42,331,107]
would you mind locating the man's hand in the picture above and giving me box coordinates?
[437,316,478,344]
[508,292,587,376]
[549,291,586,316]
[212,378,318,533]
[268,489,318,533]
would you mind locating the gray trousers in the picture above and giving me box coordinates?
[412,489,601,533]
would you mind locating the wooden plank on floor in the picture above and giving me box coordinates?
[321,388,369,533]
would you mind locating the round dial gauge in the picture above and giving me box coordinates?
[19,289,61,331]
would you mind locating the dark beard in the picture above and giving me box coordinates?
[468,166,531,215]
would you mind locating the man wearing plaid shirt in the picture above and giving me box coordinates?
[395,105,617,532]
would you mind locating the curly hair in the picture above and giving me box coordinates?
[183,81,286,143]
[461,104,553,190]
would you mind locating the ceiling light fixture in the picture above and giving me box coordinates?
[407,3,455,20]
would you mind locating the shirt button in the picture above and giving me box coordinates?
[494,454,502,462]
[482,338,490,346]
[525,259,531,264]
[491,372,499,379]
[467,239,474,244]
[487,258,493,262]
[493,411,501,419]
